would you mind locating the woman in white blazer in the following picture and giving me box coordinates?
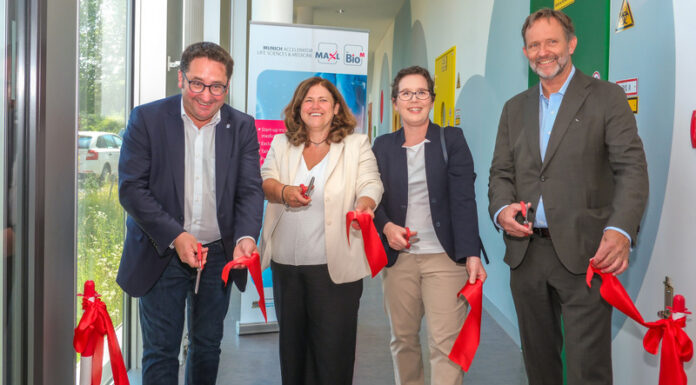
[259,77,383,385]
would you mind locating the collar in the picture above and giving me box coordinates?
[539,65,576,100]
[180,99,222,128]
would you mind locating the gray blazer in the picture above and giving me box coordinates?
[488,69,649,274]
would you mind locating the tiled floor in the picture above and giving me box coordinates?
[129,275,528,384]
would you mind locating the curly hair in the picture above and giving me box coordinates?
[180,42,234,81]
[283,77,356,146]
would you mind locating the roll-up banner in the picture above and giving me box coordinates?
[238,22,369,335]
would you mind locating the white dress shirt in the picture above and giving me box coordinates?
[403,139,445,254]
[271,155,329,265]
[181,102,221,244]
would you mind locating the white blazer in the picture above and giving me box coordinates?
[259,133,383,284]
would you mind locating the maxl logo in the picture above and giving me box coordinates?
[315,43,339,64]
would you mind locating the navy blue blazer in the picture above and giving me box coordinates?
[372,122,480,266]
[116,94,264,297]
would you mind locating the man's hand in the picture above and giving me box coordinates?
[382,222,415,251]
[173,232,208,268]
[498,203,533,237]
[465,257,487,284]
[590,229,630,275]
[231,238,258,270]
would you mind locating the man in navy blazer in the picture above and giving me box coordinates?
[117,42,263,385]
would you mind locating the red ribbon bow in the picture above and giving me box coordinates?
[222,253,267,322]
[448,279,483,372]
[586,265,693,385]
[345,211,388,278]
[73,281,129,385]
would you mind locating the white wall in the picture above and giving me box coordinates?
[612,0,696,382]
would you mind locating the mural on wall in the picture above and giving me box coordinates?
[434,46,456,127]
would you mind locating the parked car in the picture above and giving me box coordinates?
[78,131,122,181]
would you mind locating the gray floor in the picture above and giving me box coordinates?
[130,275,527,384]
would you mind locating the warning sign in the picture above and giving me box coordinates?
[627,97,638,114]
[554,0,574,10]
[616,0,635,32]
[616,78,638,96]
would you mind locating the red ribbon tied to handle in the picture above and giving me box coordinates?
[586,265,693,385]
[448,279,483,372]
[74,280,130,385]
[221,253,267,322]
[345,211,388,278]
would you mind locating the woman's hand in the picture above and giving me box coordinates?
[282,185,311,208]
[465,257,487,284]
[382,222,416,251]
[352,197,377,229]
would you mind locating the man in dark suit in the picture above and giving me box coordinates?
[488,9,648,385]
[117,42,264,385]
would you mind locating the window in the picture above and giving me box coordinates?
[76,0,131,383]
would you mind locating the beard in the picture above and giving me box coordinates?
[530,53,570,80]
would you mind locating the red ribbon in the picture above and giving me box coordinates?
[222,253,267,322]
[73,281,130,385]
[448,279,483,371]
[587,265,693,385]
[345,211,388,278]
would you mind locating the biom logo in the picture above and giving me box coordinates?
[344,45,366,66]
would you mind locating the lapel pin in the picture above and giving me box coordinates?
[226,123,231,128]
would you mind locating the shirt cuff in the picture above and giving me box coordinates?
[604,226,632,245]
[493,205,508,230]
[236,236,256,245]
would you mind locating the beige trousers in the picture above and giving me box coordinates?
[382,252,469,385]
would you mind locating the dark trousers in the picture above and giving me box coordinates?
[510,235,613,385]
[139,241,232,385]
[272,261,363,385]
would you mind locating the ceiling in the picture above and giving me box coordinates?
[293,0,406,57]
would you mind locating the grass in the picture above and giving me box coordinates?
[77,175,125,328]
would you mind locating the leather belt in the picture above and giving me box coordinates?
[532,228,551,238]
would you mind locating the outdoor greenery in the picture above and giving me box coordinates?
[77,175,124,327]
[77,0,128,335]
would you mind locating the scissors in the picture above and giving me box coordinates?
[194,242,203,294]
[300,176,315,199]
[405,227,412,249]
[520,201,529,226]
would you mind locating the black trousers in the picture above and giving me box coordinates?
[510,236,613,385]
[271,261,363,385]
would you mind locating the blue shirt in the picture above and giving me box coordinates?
[535,66,575,227]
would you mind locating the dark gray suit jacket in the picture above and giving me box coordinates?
[488,69,649,274]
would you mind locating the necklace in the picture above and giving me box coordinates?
[308,138,327,146]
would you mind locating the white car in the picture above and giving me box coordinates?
[78,131,122,181]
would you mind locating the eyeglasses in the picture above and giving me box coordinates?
[397,90,431,101]
[182,72,228,96]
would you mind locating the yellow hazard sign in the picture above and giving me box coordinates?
[627,96,638,114]
[616,0,635,32]
[554,0,574,10]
